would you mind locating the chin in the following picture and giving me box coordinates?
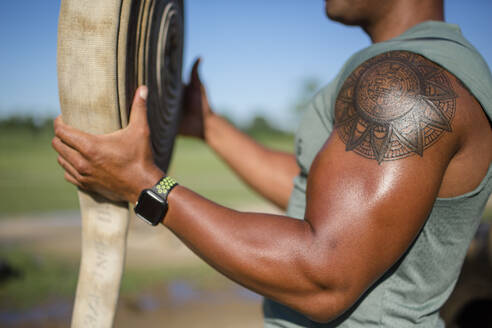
[325,11,358,26]
[324,1,346,23]
[324,0,366,26]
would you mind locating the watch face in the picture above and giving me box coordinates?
[135,190,167,226]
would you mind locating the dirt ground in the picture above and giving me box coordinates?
[0,204,281,328]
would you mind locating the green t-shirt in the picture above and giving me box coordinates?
[263,21,492,328]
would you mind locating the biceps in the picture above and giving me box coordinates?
[302,134,446,295]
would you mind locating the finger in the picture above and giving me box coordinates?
[54,115,62,126]
[57,153,84,181]
[190,57,202,86]
[64,170,84,189]
[52,137,90,176]
[54,115,95,156]
[128,85,149,129]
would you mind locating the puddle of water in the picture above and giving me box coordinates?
[136,293,160,312]
[0,301,71,326]
[0,280,261,326]
[168,280,201,305]
[236,287,262,301]
[166,280,261,305]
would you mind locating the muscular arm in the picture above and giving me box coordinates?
[164,132,449,321]
[162,51,468,320]
[180,60,298,209]
[204,114,298,209]
[54,51,489,322]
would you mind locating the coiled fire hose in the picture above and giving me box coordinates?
[57,0,184,326]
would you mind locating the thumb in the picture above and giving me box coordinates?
[129,86,149,128]
[190,57,202,86]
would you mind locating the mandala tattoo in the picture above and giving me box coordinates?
[335,51,457,164]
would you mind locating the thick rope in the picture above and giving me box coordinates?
[57,1,183,327]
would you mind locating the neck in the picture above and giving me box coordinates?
[363,1,444,43]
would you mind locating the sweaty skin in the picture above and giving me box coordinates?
[52,0,492,323]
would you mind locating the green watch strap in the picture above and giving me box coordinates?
[152,176,179,200]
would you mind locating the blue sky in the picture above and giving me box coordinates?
[1,0,491,127]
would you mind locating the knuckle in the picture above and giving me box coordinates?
[54,125,62,138]
[72,159,82,171]
[51,137,58,149]
[83,144,95,158]
[75,159,90,175]
[77,139,89,154]
[81,136,98,158]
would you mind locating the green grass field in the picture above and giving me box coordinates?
[0,127,294,216]
[0,128,76,214]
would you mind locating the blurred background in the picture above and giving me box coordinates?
[0,0,491,327]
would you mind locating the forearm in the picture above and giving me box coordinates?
[204,114,299,209]
[164,185,340,318]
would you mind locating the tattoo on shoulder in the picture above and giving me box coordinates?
[334,51,457,164]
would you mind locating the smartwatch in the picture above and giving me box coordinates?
[134,176,178,226]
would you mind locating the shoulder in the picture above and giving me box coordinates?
[332,50,492,196]
[334,50,459,164]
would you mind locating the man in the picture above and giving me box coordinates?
[52,0,492,326]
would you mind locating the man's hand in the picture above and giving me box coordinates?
[179,58,213,139]
[52,86,164,204]
[178,58,298,209]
